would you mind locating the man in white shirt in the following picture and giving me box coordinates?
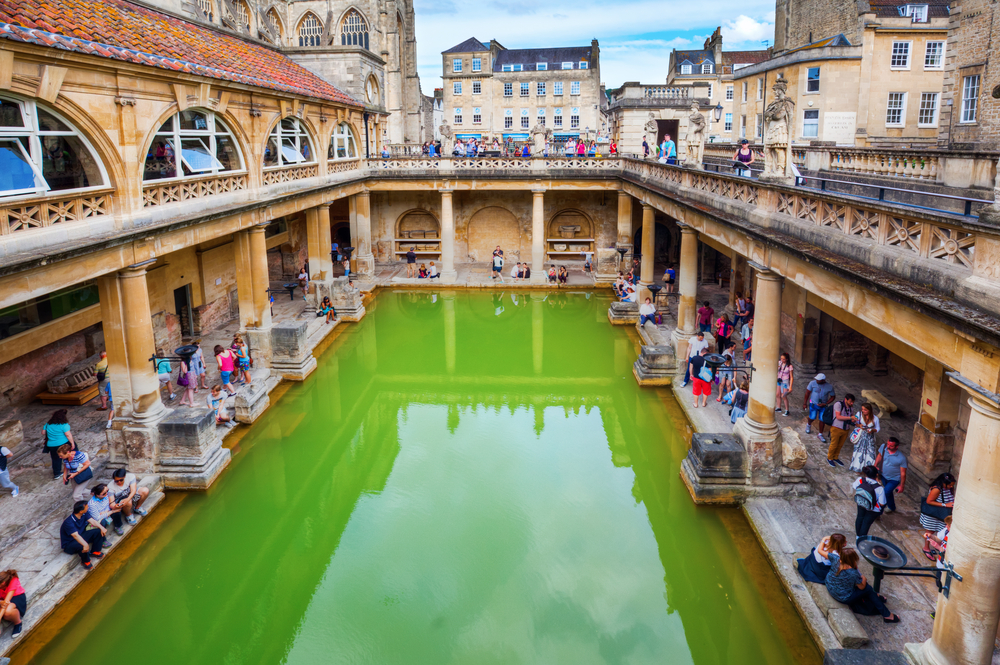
[638,298,656,325]
[680,331,709,387]
[108,468,149,532]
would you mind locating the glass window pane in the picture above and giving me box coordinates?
[281,138,306,163]
[179,110,209,131]
[41,135,102,191]
[299,136,313,162]
[0,99,25,128]
[37,109,72,132]
[264,138,280,167]
[280,118,298,133]
[347,136,356,158]
[215,136,240,172]
[0,139,44,193]
[179,138,222,173]
[144,139,177,180]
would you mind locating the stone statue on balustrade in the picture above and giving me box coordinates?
[438,123,454,157]
[761,75,795,183]
[684,102,706,169]
[644,113,659,155]
[531,123,552,155]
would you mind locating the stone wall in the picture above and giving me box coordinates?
[775,0,860,52]
[0,327,92,408]
[152,310,183,356]
[829,320,869,368]
[939,0,1000,149]
[193,292,236,336]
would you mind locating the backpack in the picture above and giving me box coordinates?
[854,479,878,511]
[820,400,842,427]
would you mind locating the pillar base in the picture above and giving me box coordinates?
[530,274,546,285]
[245,326,272,369]
[903,640,948,665]
[356,253,375,278]
[608,301,639,325]
[733,415,783,487]
[270,320,317,381]
[440,270,458,284]
[632,345,677,386]
[671,328,696,372]
[272,355,318,382]
[130,399,169,426]
[332,277,366,321]
[156,408,231,489]
[680,432,747,505]
[235,379,271,424]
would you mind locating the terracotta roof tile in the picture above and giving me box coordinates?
[0,0,360,106]
[722,50,771,66]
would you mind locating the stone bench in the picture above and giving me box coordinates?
[607,301,638,325]
[861,389,897,420]
[794,553,870,648]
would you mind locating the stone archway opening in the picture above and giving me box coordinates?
[395,210,441,263]
[466,206,523,264]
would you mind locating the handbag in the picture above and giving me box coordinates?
[73,466,93,485]
[177,372,190,387]
[697,365,714,382]
[920,498,953,521]
[849,427,863,444]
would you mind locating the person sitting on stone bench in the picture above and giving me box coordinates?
[87,484,119,545]
[638,298,656,326]
[207,385,236,429]
[0,568,26,637]
[797,533,847,583]
[61,500,106,570]
[108,468,149,531]
[317,296,337,324]
[825,548,900,623]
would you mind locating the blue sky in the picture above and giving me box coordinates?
[412,0,776,91]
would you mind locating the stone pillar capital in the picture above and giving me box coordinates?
[120,258,156,276]
[677,223,697,234]
[754,268,782,283]
[531,188,546,195]
[641,203,654,211]
[247,223,268,235]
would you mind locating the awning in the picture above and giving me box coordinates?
[502,133,529,140]
[553,132,580,138]
[455,133,482,139]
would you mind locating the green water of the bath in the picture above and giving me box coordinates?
[26,291,819,665]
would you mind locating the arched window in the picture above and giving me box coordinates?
[233,0,250,30]
[266,9,283,41]
[341,10,369,50]
[328,122,358,160]
[143,110,243,181]
[298,13,323,47]
[265,117,314,168]
[197,0,214,21]
[0,95,107,198]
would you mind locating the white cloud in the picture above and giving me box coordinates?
[720,14,775,49]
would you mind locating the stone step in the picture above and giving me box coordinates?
[0,476,163,656]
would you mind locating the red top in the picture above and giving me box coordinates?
[1,575,25,598]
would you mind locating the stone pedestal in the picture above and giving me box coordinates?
[680,433,747,504]
[331,277,366,321]
[632,344,677,386]
[607,301,638,325]
[235,379,271,424]
[671,328,695,373]
[733,415,783,486]
[908,423,954,488]
[270,321,317,381]
[595,247,623,283]
[245,326,272,369]
[865,342,890,376]
[156,408,231,489]
[309,278,333,310]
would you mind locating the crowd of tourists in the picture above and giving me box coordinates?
[669,288,956,629]
[408,137,619,159]
[0,407,155,638]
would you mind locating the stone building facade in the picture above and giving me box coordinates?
[441,38,602,147]
[735,0,950,147]
[133,0,425,145]
[937,0,1000,149]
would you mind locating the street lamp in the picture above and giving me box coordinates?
[713,103,724,122]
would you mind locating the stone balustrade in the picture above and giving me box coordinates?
[0,189,114,233]
[142,172,247,208]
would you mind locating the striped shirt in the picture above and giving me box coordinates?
[64,450,88,474]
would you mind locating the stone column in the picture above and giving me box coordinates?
[531,189,546,283]
[909,359,962,486]
[617,191,633,245]
[639,204,655,298]
[440,189,458,283]
[354,191,374,278]
[817,312,834,371]
[671,223,699,364]
[246,224,273,369]
[306,205,333,282]
[733,268,783,486]
[118,263,168,423]
[234,230,256,330]
[907,390,1000,665]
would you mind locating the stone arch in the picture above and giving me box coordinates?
[395,209,440,239]
[338,7,370,50]
[232,0,252,32]
[264,7,284,42]
[546,208,594,241]
[466,207,523,263]
[138,104,253,182]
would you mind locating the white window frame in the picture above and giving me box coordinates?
[0,95,110,197]
[504,82,513,97]
[537,62,547,71]
[740,115,746,139]
[554,81,564,95]
[680,64,692,75]
[756,78,764,100]
[924,41,945,70]
[472,57,482,72]
[472,80,481,95]
[453,58,462,73]
[553,108,563,128]
[579,61,588,69]
[702,63,713,74]
[755,113,763,139]
[741,82,748,102]
[724,112,733,132]
[145,108,243,183]
[726,85,734,101]
[802,109,819,138]
[890,41,912,70]
[453,108,463,124]
[453,82,462,95]
[570,109,580,128]
[329,122,358,160]
[473,107,482,124]
[520,82,530,97]
[905,4,929,22]
[806,67,820,93]
[571,81,581,95]
[706,84,713,99]
[918,92,939,127]
[504,109,513,129]
[537,82,546,96]
[885,92,907,127]
[536,108,546,125]
[561,62,573,70]
[961,75,980,123]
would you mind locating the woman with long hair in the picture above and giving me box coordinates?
[232,334,252,385]
[214,344,237,395]
[797,533,847,583]
[825,549,899,623]
[849,402,880,472]
[919,473,956,532]
[0,569,26,636]
[776,352,794,416]
[43,409,75,479]
[731,379,750,423]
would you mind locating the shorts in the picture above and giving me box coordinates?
[778,380,790,393]
[98,376,109,393]
[808,403,822,422]
[221,371,232,385]
[692,378,711,396]
[158,374,170,385]
[10,593,26,619]
[237,357,250,371]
